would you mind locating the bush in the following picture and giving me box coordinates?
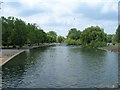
[90,41,106,48]
[66,38,81,45]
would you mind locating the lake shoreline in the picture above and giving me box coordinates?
[98,44,119,52]
[1,43,56,66]
[1,50,25,66]
[2,43,119,66]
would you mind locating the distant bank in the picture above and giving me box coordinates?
[98,44,120,52]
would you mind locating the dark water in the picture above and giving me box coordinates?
[2,46,118,88]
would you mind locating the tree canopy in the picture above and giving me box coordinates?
[81,26,107,48]
[2,16,117,48]
[47,31,57,43]
[66,28,81,45]
[2,16,51,48]
[107,34,113,43]
[57,36,65,43]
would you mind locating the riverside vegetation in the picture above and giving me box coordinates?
[2,16,120,49]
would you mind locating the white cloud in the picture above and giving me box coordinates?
[1,2,21,17]
[101,1,117,14]
[1,0,118,36]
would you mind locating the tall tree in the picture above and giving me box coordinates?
[107,34,113,43]
[57,36,65,43]
[13,18,27,48]
[67,28,81,40]
[81,26,107,48]
[26,23,37,45]
[2,16,48,48]
[2,16,13,48]
[66,28,81,45]
[47,31,57,43]
[112,35,117,45]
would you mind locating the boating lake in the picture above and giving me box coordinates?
[2,45,118,88]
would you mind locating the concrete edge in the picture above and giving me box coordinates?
[1,50,25,66]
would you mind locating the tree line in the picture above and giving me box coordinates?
[66,25,120,48]
[2,16,64,48]
[65,26,107,48]
[1,16,120,48]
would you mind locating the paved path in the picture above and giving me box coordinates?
[0,44,56,66]
[0,49,24,66]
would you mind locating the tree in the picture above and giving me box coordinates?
[26,23,37,45]
[66,28,81,45]
[57,36,65,43]
[13,18,27,48]
[67,28,81,40]
[81,26,107,48]
[47,31,57,37]
[2,16,48,48]
[2,17,9,47]
[47,31,57,43]
[35,29,47,45]
[107,34,113,43]
[112,35,117,45]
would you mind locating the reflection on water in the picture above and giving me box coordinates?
[2,46,118,88]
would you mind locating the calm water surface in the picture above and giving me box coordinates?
[2,46,118,88]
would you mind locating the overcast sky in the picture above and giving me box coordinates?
[1,0,119,36]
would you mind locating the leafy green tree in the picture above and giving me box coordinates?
[66,28,81,45]
[81,26,107,48]
[107,34,113,43]
[47,31,57,43]
[47,31,57,37]
[2,16,15,48]
[40,30,47,43]
[65,38,81,45]
[26,23,37,45]
[13,18,27,48]
[1,17,49,48]
[57,36,65,43]
[2,17,9,47]
[112,35,117,45]
[65,38,75,45]
[2,16,48,48]
[35,29,47,45]
[67,28,81,40]
[47,35,52,43]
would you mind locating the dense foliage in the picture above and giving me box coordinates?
[2,16,118,48]
[81,26,107,48]
[47,31,57,43]
[112,34,117,45]
[2,16,49,48]
[66,28,81,45]
[57,36,65,43]
[107,34,113,43]
[66,26,107,48]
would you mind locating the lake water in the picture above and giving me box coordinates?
[2,45,118,88]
